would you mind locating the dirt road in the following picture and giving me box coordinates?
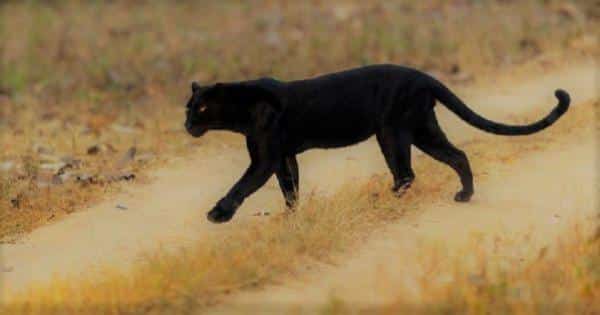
[1,60,596,297]
[208,129,596,314]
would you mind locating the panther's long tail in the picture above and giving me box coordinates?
[430,79,570,136]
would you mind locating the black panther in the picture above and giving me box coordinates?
[184,65,570,223]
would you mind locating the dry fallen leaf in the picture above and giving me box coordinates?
[87,145,102,155]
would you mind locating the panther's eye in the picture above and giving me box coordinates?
[198,105,207,113]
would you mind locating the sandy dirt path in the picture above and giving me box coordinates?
[1,60,596,296]
[208,131,596,314]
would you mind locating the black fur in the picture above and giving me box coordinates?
[184,65,570,223]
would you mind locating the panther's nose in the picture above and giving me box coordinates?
[184,121,192,131]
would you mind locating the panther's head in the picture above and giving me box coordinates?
[184,81,226,137]
[185,80,282,137]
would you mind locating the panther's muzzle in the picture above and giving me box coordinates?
[185,122,207,137]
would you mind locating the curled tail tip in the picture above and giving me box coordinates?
[554,89,570,114]
[555,89,570,105]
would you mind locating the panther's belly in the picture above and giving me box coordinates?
[288,119,376,153]
[283,96,380,154]
[296,133,373,152]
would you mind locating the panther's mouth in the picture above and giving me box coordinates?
[186,125,208,138]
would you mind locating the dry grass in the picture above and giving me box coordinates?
[3,93,596,314]
[410,225,599,315]
[0,0,597,241]
[324,223,599,315]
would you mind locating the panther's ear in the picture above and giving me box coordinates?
[191,81,201,93]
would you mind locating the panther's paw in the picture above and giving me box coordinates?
[392,180,412,198]
[207,204,235,223]
[284,198,298,210]
[454,190,473,202]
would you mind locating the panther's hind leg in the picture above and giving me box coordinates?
[376,128,414,197]
[414,112,474,202]
[276,155,299,208]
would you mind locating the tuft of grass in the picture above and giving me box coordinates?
[3,100,596,314]
[0,173,12,202]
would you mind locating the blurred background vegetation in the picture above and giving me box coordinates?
[0,0,597,239]
[1,1,596,106]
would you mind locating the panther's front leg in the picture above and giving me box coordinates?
[207,137,279,223]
